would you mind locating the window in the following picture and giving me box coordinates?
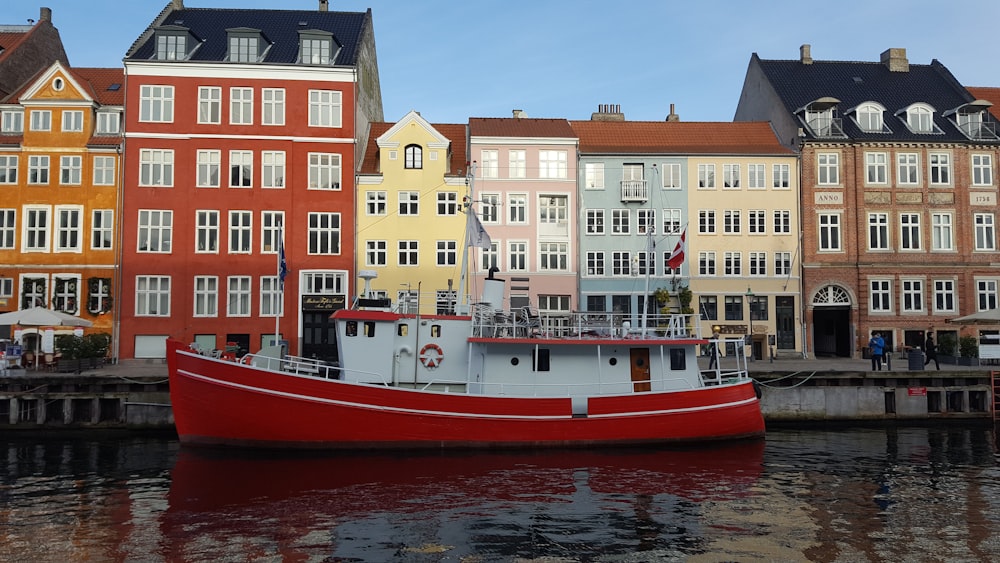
[93,156,115,186]
[229,150,252,187]
[897,153,919,185]
[404,144,422,169]
[582,209,605,235]
[698,251,716,276]
[21,276,46,307]
[300,37,332,64]
[697,164,716,188]
[139,85,174,123]
[509,150,526,179]
[868,213,889,250]
[508,194,527,224]
[229,211,252,253]
[228,35,260,63]
[61,110,83,132]
[749,252,766,276]
[87,278,111,314]
[436,240,457,266]
[399,192,419,215]
[662,208,682,234]
[539,242,568,271]
[611,209,630,235]
[774,210,791,234]
[198,87,221,124]
[584,162,604,189]
[307,212,340,254]
[196,150,220,187]
[481,242,499,271]
[0,209,14,249]
[54,206,82,252]
[899,214,921,251]
[901,279,924,312]
[663,251,680,277]
[724,251,742,276]
[748,164,765,189]
[260,210,283,253]
[933,279,956,313]
[905,104,935,133]
[136,275,170,316]
[226,276,252,317]
[538,150,567,179]
[30,110,51,131]
[196,210,219,253]
[481,150,498,179]
[366,191,387,216]
[437,192,458,215]
[194,276,218,317]
[699,295,718,321]
[481,193,500,223]
[612,251,631,276]
[59,155,82,185]
[1,109,23,133]
[637,251,654,276]
[723,210,741,234]
[586,251,605,276]
[817,153,839,185]
[366,240,387,266]
[774,252,791,276]
[870,279,892,312]
[931,213,953,251]
[52,275,80,314]
[973,154,994,186]
[28,155,49,184]
[262,88,285,126]
[661,163,681,189]
[22,207,48,252]
[856,103,885,132]
[138,209,172,252]
[96,111,120,134]
[308,153,340,190]
[308,90,341,127]
[508,241,527,271]
[698,210,716,234]
[540,196,567,225]
[975,213,996,251]
[261,151,285,188]
[978,279,998,311]
[748,210,766,234]
[865,152,888,184]
[139,149,173,187]
[156,33,186,60]
[723,164,740,188]
[818,213,841,251]
[724,296,744,321]
[398,240,418,266]
[637,209,655,234]
[0,155,17,184]
[929,153,951,185]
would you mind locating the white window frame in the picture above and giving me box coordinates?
[933,279,956,314]
[539,242,568,271]
[929,152,951,186]
[135,275,170,316]
[723,210,741,234]
[307,153,341,190]
[22,205,49,252]
[196,150,220,188]
[261,151,285,189]
[28,155,49,185]
[584,162,604,189]
[227,276,252,317]
[91,209,113,250]
[0,208,14,249]
[194,275,219,317]
[538,150,568,179]
[307,212,340,255]
[137,209,172,253]
[139,85,174,123]
[868,212,889,250]
[748,163,765,189]
[198,86,221,124]
[260,276,283,317]
[901,278,924,313]
[508,240,527,271]
[661,163,681,189]
[774,210,791,234]
[308,89,342,128]
[59,155,82,185]
[749,251,766,277]
[0,155,17,184]
[611,209,630,235]
[896,153,919,186]
[398,240,418,266]
[662,208,682,235]
[30,110,51,131]
[139,149,174,187]
[865,152,888,185]
[436,240,457,266]
[262,88,285,126]
[54,205,82,253]
[93,156,115,186]
[480,193,500,224]
[481,150,499,179]
[723,164,740,189]
[978,279,999,312]
[196,210,219,253]
[366,191,387,216]
[698,210,716,234]
[509,150,526,179]
[972,154,994,186]
[774,251,791,276]
[398,191,419,216]
[931,212,953,251]
[437,192,458,216]
[228,210,252,254]
[818,213,841,252]
[366,240,387,266]
[817,153,839,185]
[61,110,83,132]
[260,210,283,254]
[975,213,996,251]
[229,150,253,188]
[698,251,716,276]
[870,279,892,312]
[508,194,527,224]
[586,250,605,276]
[697,164,716,189]
[748,210,766,234]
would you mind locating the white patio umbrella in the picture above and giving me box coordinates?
[946,309,1000,325]
[0,307,93,369]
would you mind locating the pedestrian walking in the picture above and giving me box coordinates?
[924,334,940,370]
[707,330,720,370]
[868,331,884,371]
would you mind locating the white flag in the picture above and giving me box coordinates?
[466,212,492,249]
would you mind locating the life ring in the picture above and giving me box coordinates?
[419,343,444,368]
[240,355,253,365]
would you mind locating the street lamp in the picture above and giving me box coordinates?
[746,287,755,361]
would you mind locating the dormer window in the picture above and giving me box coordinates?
[898,103,942,134]
[946,101,999,141]
[298,30,338,65]
[227,29,267,63]
[0,108,23,134]
[96,111,121,135]
[154,27,195,61]
[797,97,846,138]
[851,102,891,133]
[404,144,423,169]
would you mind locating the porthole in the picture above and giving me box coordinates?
[53,77,64,91]
[511,357,519,366]
[609,357,617,366]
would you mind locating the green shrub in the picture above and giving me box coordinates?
[959,335,979,358]
[938,333,957,356]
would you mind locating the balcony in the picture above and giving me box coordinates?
[958,120,1000,141]
[806,116,847,139]
[620,180,648,202]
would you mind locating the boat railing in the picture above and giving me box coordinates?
[471,306,701,340]
[472,373,702,397]
[238,352,386,385]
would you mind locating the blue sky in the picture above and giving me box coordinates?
[8,0,1000,124]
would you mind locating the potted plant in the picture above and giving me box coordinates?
[937,333,958,365]
[653,287,670,307]
[54,332,111,372]
[958,335,979,366]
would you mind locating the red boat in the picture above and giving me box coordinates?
[167,274,764,449]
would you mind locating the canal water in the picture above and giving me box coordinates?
[1,425,998,562]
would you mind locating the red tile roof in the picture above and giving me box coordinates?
[967,87,1000,120]
[0,30,31,64]
[569,120,793,155]
[469,117,575,138]
[358,122,468,176]
[71,68,125,106]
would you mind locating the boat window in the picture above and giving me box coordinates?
[364,321,375,337]
[397,324,408,336]
[532,348,550,372]
[510,357,519,366]
[431,324,441,337]
[345,321,357,337]
[669,348,686,370]
[609,357,617,366]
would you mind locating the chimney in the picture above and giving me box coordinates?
[590,103,624,122]
[800,44,812,65]
[512,109,526,119]
[666,103,680,122]
[319,0,329,12]
[39,7,51,22]
[171,0,184,9]
[880,48,909,72]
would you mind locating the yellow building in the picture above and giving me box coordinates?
[357,111,469,311]
[0,61,123,360]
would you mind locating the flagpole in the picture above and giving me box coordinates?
[456,162,477,315]
[274,220,283,347]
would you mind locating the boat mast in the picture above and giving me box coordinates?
[456,162,478,315]
[640,164,657,337]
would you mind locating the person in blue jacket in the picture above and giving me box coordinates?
[868,331,885,371]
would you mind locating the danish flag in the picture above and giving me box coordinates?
[666,228,686,270]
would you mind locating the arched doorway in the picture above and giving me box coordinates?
[812,285,853,357]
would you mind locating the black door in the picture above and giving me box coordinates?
[301,311,338,363]
[813,307,851,357]
[775,296,795,350]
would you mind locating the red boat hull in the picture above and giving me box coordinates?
[167,340,765,449]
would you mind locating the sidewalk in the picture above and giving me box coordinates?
[710,354,993,374]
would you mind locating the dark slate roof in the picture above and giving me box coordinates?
[755,55,998,143]
[126,7,370,66]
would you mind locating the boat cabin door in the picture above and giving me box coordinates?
[629,348,651,392]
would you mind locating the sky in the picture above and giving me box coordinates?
[8,0,1000,124]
